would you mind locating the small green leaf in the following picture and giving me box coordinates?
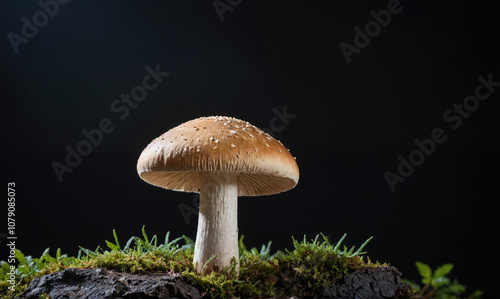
[105,240,119,252]
[260,241,272,258]
[40,248,55,264]
[320,233,330,245]
[15,249,25,264]
[200,255,217,274]
[416,261,433,280]
[79,246,99,258]
[312,234,320,245]
[164,231,171,245]
[112,229,121,251]
[141,225,149,244]
[422,277,432,285]
[349,236,372,257]
[239,235,247,254]
[1,261,11,273]
[434,263,453,278]
[431,276,449,288]
[149,234,158,250]
[447,281,466,294]
[17,264,30,275]
[123,236,135,252]
[333,234,347,252]
[471,290,484,298]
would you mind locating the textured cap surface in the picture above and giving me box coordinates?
[137,116,299,196]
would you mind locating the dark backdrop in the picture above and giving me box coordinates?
[1,1,499,297]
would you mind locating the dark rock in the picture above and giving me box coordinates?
[18,268,200,299]
[318,266,414,299]
[16,266,415,299]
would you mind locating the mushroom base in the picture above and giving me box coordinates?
[193,172,239,275]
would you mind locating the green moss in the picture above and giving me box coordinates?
[0,227,377,299]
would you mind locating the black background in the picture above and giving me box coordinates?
[1,1,499,297]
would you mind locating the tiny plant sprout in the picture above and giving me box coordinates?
[136,116,299,275]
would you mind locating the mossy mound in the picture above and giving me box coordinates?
[1,228,416,298]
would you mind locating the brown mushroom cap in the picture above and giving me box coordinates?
[137,116,299,196]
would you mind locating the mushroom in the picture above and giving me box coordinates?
[136,116,299,275]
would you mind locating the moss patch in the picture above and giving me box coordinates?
[1,227,380,298]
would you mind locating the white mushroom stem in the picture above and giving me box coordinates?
[194,172,239,275]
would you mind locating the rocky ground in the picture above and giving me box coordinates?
[16,266,415,299]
